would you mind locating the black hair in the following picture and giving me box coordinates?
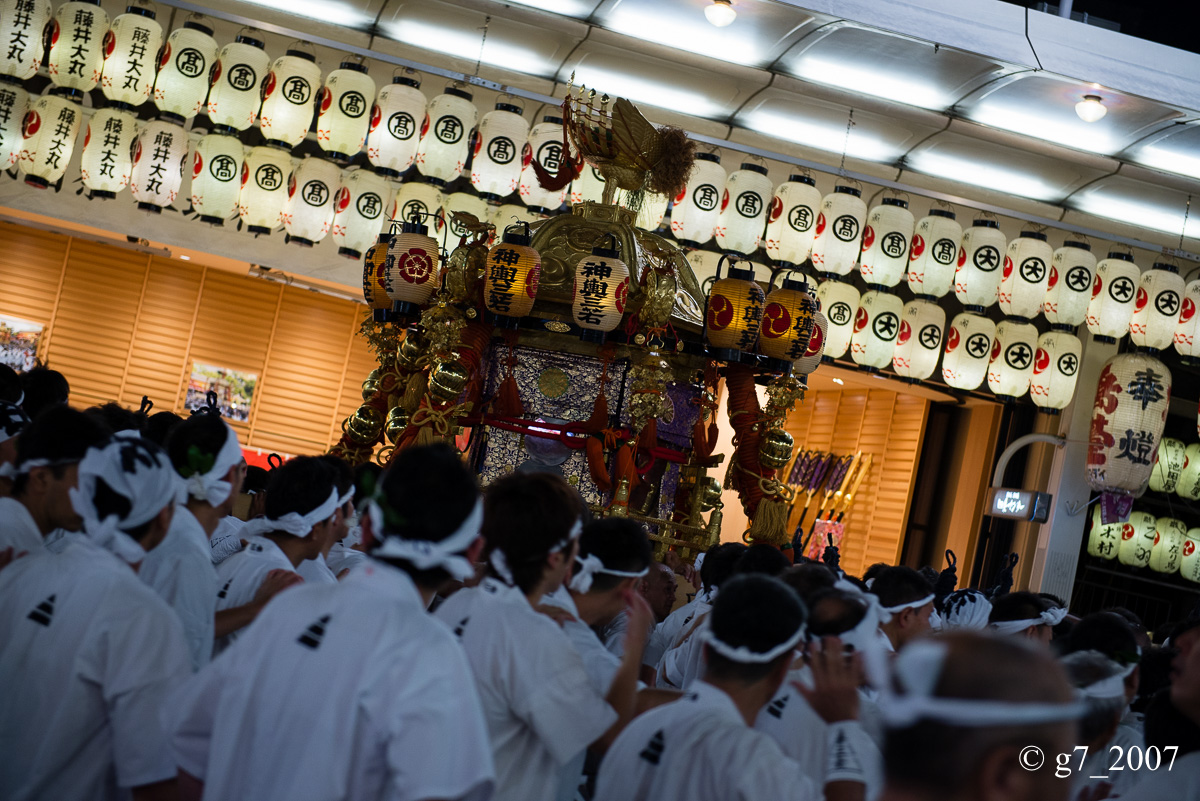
[318,454,355,513]
[263,456,337,533]
[12,406,108,496]
[19,367,69,420]
[90,436,171,544]
[780,562,837,607]
[863,562,890,583]
[576,517,652,593]
[85,402,147,435]
[1065,611,1140,665]
[700,542,747,591]
[144,411,185,447]
[0,364,21,404]
[917,565,939,587]
[989,590,1049,624]
[165,414,232,480]
[870,565,934,609]
[705,573,807,684]
[807,588,869,639]
[732,543,791,578]
[482,471,584,595]
[243,465,269,494]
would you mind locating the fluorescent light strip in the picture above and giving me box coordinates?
[966,104,1118,155]
[905,150,1063,203]
[233,0,373,28]
[740,109,900,162]
[566,66,729,119]
[494,0,597,16]
[789,55,951,111]
[1072,195,1200,239]
[384,20,551,77]
[1130,141,1200,182]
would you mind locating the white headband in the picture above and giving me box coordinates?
[178,422,243,507]
[370,496,482,581]
[569,553,648,593]
[941,590,993,631]
[0,401,28,444]
[338,487,355,508]
[703,624,806,664]
[833,579,892,689]
[240,487,340,539]
[882,593,935,615]
[989,606,1068,636]
[1077,659,1137,700]
[490,517,582,586]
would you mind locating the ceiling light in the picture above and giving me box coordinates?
[179,254,190,261]
[384,20,548,76]
[832,377,845,385]
[704,0,737,27]
[234,0,372,27]
[740,109,899,162]
[1075,94,1107,123]
[1072,194,1200,239]
[788,55,951,110]
[906,150,1062,202]
[567,66,728,118]
[966,101,1116,154]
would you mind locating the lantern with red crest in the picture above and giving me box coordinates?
[129,116,188,213]
[518,115,568,213]
[811,185,866,277]
[362,232,392,320]
[1182,530,1200,584]
[1173,279,1200,364]
[816,278,859,361]
[763,173,822,269]
[942,312,996,391]
[1130,263,1184,352]
[851,289,904,372]
[484,222,541,326]
[238,144,292,234]
[332,167,390,259]
[891,298,945,382]
[758,274,816,372]
[190,131,243,225]
[858,197,913,288]
[100,2,163,107]
[986,319,1038,401]
[18,90,83,188]
[153,18,218,119]
[1087,251,1140,343]
[283,155,341,246]
[1043,240,1095,329]
[954,218,1006,311]
[47,1,108,92]
[714,162,771,256]
[471,99,529,199]
[999,231,1052,320]
[442,190,490,245]
[391,180,444,238]
[207,34,270,131]
[387,212,443,317]
[1030,330,1081,414]
[0,0,51,81]
[258,46,322,149]
[793,305,827,377]
[908,208,962,300]
[670,151,725,247]
[317,58,375,162]
[415,82,478,187]
[573,234,631,342]
[1118,511,1157,568]
[80,107,138,198]
[706,255,765,363]
[0,81,25,170]
[366,70,425,178]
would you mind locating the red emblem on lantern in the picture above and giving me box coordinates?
[957,246,967,267]
[103,30,115,59]
[720,189,730,213]
[83,125,90,149]
[806,323,823,356]
[1154,532,1161,546]
[1034,348,1050,374]
[1185,539,1196,557]
[526,264,540,298]
[262,71,277,100]
[50,19,60,46]
[615,277,629,312]
[192,151,203,178]
[319,87,332,113]
[762,303,791,339]
[1002,256,1013,279]
[1122,524,1135,541]
[815,212,826,236]
[708,294,734,331]
[897,320,912,345]
[989,338,1002,362]
[853,307,869,333]
[1092,274,1103,298]
[945,326,960,352]
[159,43,171,69]
[240,160,250,186]
[210,59,222,86]
[1181,297,1196,323]
[1047,266,1058,290]
[335,186,351,213]
[910,234,925,260]
[861,225,876,251]
[1135,287,1149,311]
[397,251,434,284]
[769,196,783,223]
[369,103,381,131]
[22,110,41,138]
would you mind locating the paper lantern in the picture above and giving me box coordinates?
[892,298,945,382]
[573,235,630,341]
[999,231,1052,320]
[706,257,765,362]
[714,163,771,256]
[0,0,51,80]
[811,185,866,278]
[518,115,567,212]
[442,190,490,244]
[1151,518,1187,574]
[80,106,138,198]
[942,312,996,391]
[153,20,217,119]
[18,91,82,188]
[238,144,291,234]
[0,80,27,169]
[206,35,269,132]
[392,180,444,236]
[758,275,816,371]
[317,59,375,162]
[47,0,109,92]
[1117,511,1156,568]
[1177,444,1200,501]
[387,216,440,316]
[858,198,913,288]
[1086,252,1140,343]
[282,156,340,246]
[793,306,826,377]
[484,223,541,325]
[1149,437,1185,494]
[100,4,162,107]
[986,318,1038,400]
[635,193,668,233]
[129,117,188,212]
[764,174,821,269]
[1130,263,1184,352]
[907,209,962,300]
[362,233,392,316]
[190,131,243,225]
[415,83,477,187]
[488,202,540,229]
[1043,241,1095,329]
[849,289,903,372]
[686,248,724,293]
[816,278,859,361]
[367,72,425,178]
[1029,330,1081,414]
[1087,504,1120,560]
[1085,352,1171,501]
[470,101,529,199]
[954,220,1006,311]
[259,48,321,148]
[332,167,389,259]
[570,164,606,206]
[1173,280,1200,364]
[670,151,725,246]
[1181,530,1200,584]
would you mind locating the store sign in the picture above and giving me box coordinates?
[987,488,1051,523]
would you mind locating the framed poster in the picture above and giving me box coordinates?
[0,315,43,372]
[186,362,257,422]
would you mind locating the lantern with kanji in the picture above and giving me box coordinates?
[415,83,478,187]
[259,47,321,149]
[573,234,630,342]
[190,131,243,224]
[484,222,541,326]
[858,198,913,288]
[100,3,162,107]
[1086,352,1171,510]
[283,156,340,246]
[19,91,82,188]
[1174,279,1200,364]
[387,213,442,316]
[999,231,1052,320]
[47,0,108,92]
[942,312,996,391]
[362,232,392,319]
[1087,504,1120,560]
[1181,529,1200,584]
[1086,252,1140,343]
[0,0,51,81]
[367,71,425,178]
[207,34,270,131]
[317,59,375,162]
[1130,263,1184,352]
[238,144,292,234]
[811,185,866,277]
[471,100,529,199]
[1151,517,1187,574]
[570,164,606,206]
[764,174,821,269]
[686,248,723,291]
[1149,437,1185,494]
[1043,241,1095,329]
[1029,330,1081,415]
[392,180,444,235]
[758,275,816,372]
[488,203,541,229]
[442,190,489,245]
[816,278,859,362]
[331,167,389,259]
[80,106,138,198]
[892,298,945,382]
[518,115,567,213]
[1118,511,1157,568]
[129,117,188,212]
[153,19,217,119]
[850,289,903,372]
[635,193,668,233]
[986,318,1038,400]
[793,305,827,377]
[908,208,962,300]
[0,81,27,169]
[706,256,765,362]
[1177,444,1200,501]
[671,151,725,246]
[954,218,1006,310]
[714,162,771,256]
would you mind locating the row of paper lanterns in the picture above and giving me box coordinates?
[1087,504,1200,583]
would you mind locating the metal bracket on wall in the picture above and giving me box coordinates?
[1064,494,1101,518]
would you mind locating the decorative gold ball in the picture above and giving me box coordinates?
[397,332,424,370]
[345,405,385,444]
[384,406,410,443]
[758,427,795,470]
[361,368,383,400]
[698,476,723,510]
[428,360,470,403]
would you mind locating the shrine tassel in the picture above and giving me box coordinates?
[493,329,524,418]
[585,344,615,493]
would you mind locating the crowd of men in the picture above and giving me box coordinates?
[0,363,1198,801]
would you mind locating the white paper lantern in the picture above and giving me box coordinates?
[489,202,541,230]
[811,185,866,278]
[1175,280,1200,365]
[670,151,725,246]
[1177,443,1200,501]
[1117,511,1156,568]
[686,248,724,294]
[317,59,374,162]
[392,180,444,234]
[714,162,771,256]
[954,219,1006,311]
[1150,517,1186,574]
[1085,351,1171,500]
[987,318,1038,400]
[1129,263,1184,352]
[153,20,217,120]
[206,35,269,132]
[1087,504,1120,560]
[1043,241,1095,330]
[366,72,425,179]
[47,0,109,92]
[1149,437,1186,494]
[517,115,567,212]
[283,156,340,246]
[442,190,490,244]
[892,298,945,382]
[0,0,51,81]
[793,306,827,377]
[332,167,389,259]
[18,91,82,188]
[999,231,1052,320]
[238,144,291,234]
[1029,330,1081,414]
[129,118,187,212]
[942,312,996,391]
[258,48,321,149]
[1086,252,1140,343]
[857,198,913,289]
[80,106,137,197]
[850,289,903,371]
[815,278,859,361]
[570,164,606,206]
[764,174,821,269]
[0,80,28,169]
[470,100,529,199]
[907,209,962,300]
[99,5,162,107]
[634,192,668,233]
[414,84,477,187]
[1181,530,1200,584]
[190,132,243,225]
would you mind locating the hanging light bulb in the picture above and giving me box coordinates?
[1075,94,1107,123]
[705,255,765,363]
[484,222,542,326]
[758,274,816,372]
[704,0,737,27]
[387,213,441,317]
[572,234,631,342]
